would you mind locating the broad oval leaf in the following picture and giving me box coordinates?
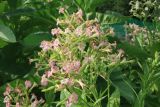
[21,32,52,48]
[0,25,16,43]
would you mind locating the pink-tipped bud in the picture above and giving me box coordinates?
[59,7,65,14]
[25,80,32,89]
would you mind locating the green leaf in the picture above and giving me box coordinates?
[56,89,70,107]
[150,42,160,55]
[21,32,52,48]
[0,39,8,48]
[0,1,7,13]
[2,7,36,17]
[45,91,55,106]
[110,69,136,103]
[0,25,16,43]
[60,89,70,101]
[118,42,149,59]
[107,89,120,107]
[0,20,4,24]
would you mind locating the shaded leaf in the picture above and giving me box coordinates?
[118,42,149,59]
[21,32,52,48]
[0,24,16,43]
[0,39,8,48]
[110,69,136,103]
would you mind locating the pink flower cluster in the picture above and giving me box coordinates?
[63,61,81,73]
[51,28,62,36]
[40,39,60,51]
[40,60,80,87]
[3,80,41,107]
[66,93,78,107]
[30,94,45,107]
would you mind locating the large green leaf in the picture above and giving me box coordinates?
[0,39,8,48]
[0,25,16,43]
[0,1,7,13]
[110,69,136,103]
[21,32,52,48]
[118,42,149,60]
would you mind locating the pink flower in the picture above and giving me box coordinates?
[6,102,10,107]
[61,78,73,86]
[76,9,83,18]
[40,41,53,51]
[47,61,59,78]
[63,61,81,73]
[46,71,52,78]
[51,28,62,36]
[31,99,38,107]
[3,96,10,107]
[3,85,11,96]
[25,80,32,89]
[66,93,78,107]
[85,27,92,36]
[49,61,56,67]
[63,62,71,73]
[41,74,48,86]
[52,39,60,48]
[74,27,83,36]
[72,61,81,71]
[92,25,101,36]
[16,102,20,107]
[46,66,59,78]
[31,94,44,106]
[59,7,65,14]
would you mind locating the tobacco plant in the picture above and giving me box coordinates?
[1,1,160,107]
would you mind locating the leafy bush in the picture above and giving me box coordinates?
[1,0,160,107]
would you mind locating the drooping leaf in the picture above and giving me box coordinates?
[110,69,136,103]
[0,24,16,43]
